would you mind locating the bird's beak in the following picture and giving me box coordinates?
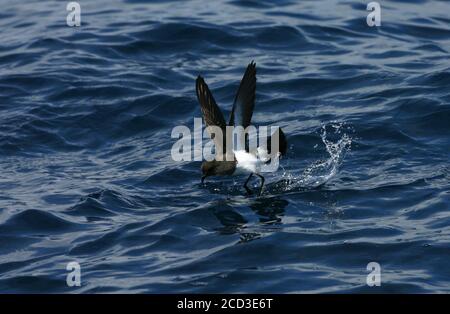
[201,175,207,184]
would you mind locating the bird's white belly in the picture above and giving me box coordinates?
[233,150,261,175]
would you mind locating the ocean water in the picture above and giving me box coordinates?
[0,0,449,293]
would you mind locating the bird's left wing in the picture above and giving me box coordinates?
[196,76,228,158]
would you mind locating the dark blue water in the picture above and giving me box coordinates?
[1,0,449,293]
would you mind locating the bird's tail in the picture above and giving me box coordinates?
[267,127,287,157]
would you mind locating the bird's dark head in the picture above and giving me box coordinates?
[201,160,236,183]
[201,160,219,183]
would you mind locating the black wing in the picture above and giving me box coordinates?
[267,127,288,157]
[196,76,227,155]
[228,61,256,128]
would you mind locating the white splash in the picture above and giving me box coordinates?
[281,122,352,190]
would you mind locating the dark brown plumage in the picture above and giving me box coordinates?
[196,61,288,195]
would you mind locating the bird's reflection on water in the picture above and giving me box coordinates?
[203,176,344,243]
[208,193,289,243]
[248,196,288,224]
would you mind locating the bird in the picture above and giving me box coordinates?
[196,61,287,196]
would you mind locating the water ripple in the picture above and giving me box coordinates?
[0,0,449,293]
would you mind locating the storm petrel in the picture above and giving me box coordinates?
[196,61,287,196]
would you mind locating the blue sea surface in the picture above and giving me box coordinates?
[0,0,449,293]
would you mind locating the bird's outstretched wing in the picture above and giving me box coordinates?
[196,76,227,157]
[228,61,256,128]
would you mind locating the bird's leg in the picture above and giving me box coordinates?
[255,174,265,196]
[244,173,253,195]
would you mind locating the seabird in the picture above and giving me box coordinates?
[196,61,287,196]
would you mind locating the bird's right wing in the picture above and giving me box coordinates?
[228,61,256,129]
[196,76,228,158]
